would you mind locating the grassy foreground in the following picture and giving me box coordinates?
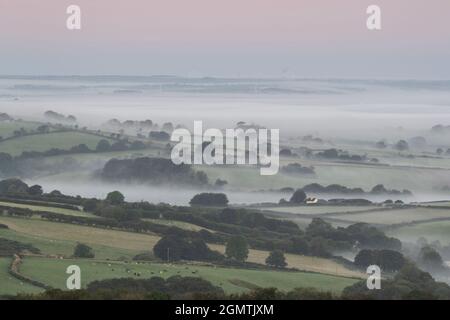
[0,216,363,278]
[19,257,359,294]
[0,258,43,296]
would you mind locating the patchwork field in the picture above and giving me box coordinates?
[210,245,363,278]
[19,257,359,294]
[0,211,363,297]
[199,161,450,194]
[0,216,362,278]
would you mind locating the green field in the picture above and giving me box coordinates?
[20,257,359,294]
[333,207,450,225]
[336,144,450,170]
[388,220,450,245]
[199,161,450,193]
[142,218,212,232]
[0,216,161,253]
[0,214,361,296]
[0,201,93,217]
[0,121,43,139]
[0,257,43,296]
[0,131,113,156]
[419,201,450,208]
[0,226,141,261]
[0,216,362,278]
[378,154,450,170]
[44,148,164,164]
[261,205,380,215]
[271,216,353,229]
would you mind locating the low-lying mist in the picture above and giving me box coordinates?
[2,77,450,141]
[24,178,287,206]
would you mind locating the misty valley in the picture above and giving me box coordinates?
[1,76,450,300]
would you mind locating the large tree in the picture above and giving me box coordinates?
[394,140,409,151]
[418,246,444,271]
[225,236,249,262]
[153,235,221,262]
[354,249,405,272]
[28,184,43,196]
[73,243,95,258]
[0,178,29,195]
[82,199,99,212]
[289,189,307,204]
[265,250,287,268]
[106,191,125,205]
[96,139,111,152]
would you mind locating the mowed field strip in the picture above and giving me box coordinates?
[0,216,363,278]
[0,216,161,251]
[0,227,140,261]
[141,218,214,232]
[0,201,93,217]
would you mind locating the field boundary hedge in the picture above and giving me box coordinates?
[0,197,81,211]
[8,254,52,290]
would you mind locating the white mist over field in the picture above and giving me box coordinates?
[25,175,450,206]
[24,178,286,205]
[2,76,450,205]
[1,77,450,140]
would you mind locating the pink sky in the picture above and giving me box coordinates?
[0,0,449,77]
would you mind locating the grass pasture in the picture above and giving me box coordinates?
[333,208,450,225]
[0,216,361,278]
[225,247,363,278]
[388,220,450,245]
[0,131,112,156]
[0,121,43,139]
[0,227,140,261]
[0,201,92,217]
[275,216,353,229]
[199,160,450,193]
[142,218,213,232]
[0,216,161,252]
[418,201,450,208]
[0,257,43,296]
[261,205,380,215]
[20,257,359,294]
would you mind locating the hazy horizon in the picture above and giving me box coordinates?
[1,0,450,78]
